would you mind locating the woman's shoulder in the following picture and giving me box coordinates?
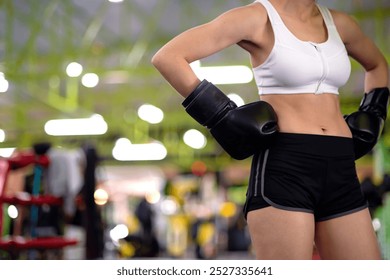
[226,1,269,22]
[217,2,270,36]
[328,8,362,43]
[247,1,269,18]
[328,8,356,24]
[230,2,270,31]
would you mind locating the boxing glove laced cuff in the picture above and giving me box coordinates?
[359,87,389,120]
[182,80,237,128]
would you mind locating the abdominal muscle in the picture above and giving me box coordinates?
[260,93,352,138]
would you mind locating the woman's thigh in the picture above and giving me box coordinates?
[315,208,381,260]
[247,206,315,260]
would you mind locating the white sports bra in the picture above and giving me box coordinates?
[253,0,351,95]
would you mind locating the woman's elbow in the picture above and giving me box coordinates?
[151,49,174,76]
[151,51,163,69]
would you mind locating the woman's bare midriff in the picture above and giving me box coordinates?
[260,93,353,138]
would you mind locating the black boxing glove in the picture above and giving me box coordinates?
[345,87,389,159]
[182,79,278,160]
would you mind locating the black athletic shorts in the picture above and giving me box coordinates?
[244,133,368,222]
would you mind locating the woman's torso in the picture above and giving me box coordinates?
[260,93,351,137]
[244,0,352,138]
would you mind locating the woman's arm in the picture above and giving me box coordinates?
[151,4,267,97]
[333,10,389,92]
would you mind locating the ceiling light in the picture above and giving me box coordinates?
[81,73,99,88]
[44,114,108,136]
[183,129,207,149]
[0,129,5,142]
[66,62,83,77]
[137,104,164,124]
[190,61,253,85]
[112,138,167,161]
[0,72,9,93]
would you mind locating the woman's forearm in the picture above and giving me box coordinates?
[364,59,389,92]
[152,52,200,98]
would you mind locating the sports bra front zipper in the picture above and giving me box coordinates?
[312,44,328,94]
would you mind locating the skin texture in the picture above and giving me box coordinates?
[152,0,388,259]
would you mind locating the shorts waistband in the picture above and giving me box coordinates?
[271,132,354,157]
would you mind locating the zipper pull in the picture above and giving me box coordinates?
[310,42,319,50]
